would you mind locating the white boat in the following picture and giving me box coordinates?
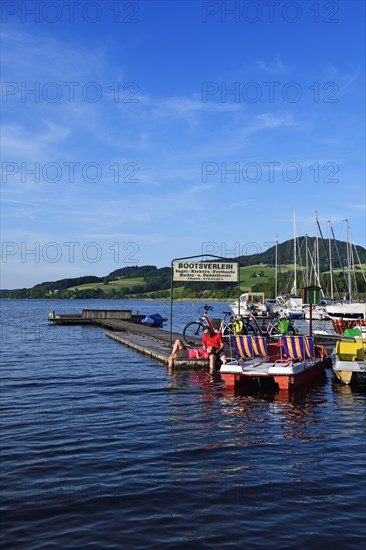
[303,298,333,320]
[272,211,304,320]
[272,295,304,319]
[303,304,330,321]
[229,292,267,316]
[325,219,366,321]
[326,302,366,321]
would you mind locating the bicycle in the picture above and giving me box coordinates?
[235,312,296,339]
[183,305,234,348]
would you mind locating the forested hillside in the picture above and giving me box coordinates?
[2,237,365,299]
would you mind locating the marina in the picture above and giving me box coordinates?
[47,307,364,388]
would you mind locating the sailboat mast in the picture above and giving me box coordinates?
[315,210,320,284]
[293,209,297,294]
[345,218,352,302]
[327,220,334,300]
[275,234,278,298]
[305,234,309,286]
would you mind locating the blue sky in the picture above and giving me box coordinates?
[1,0,365,288]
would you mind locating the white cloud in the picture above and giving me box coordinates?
[255,112,299,129]
[256,56,287,75]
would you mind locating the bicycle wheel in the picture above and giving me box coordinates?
[245,321,257,336]
[183,322,205,348]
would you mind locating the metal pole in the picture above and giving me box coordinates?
[238,260,240,315]
[170,261,174,346]
[327,220,334,300]
[309,303,313,337]
[275,235,278,298]
[345,218,352,302]
[315,210,320,284]
[293,209,297,294]
[305,234,308,286]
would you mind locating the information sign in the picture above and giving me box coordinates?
[172,261,238,282]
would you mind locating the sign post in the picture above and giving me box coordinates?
[170,255,240,345]
[302,286,321,336]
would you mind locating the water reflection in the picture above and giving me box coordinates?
[166,366,330,449]
[332,375,366,409]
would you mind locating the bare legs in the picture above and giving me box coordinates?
[209,352,227,373]
[168,339,186,369]
[171,339,185,354]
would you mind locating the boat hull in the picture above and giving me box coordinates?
[272,360,326,389]
[220,359,326,391]
[326,303,366,321]
[332,352,366,385]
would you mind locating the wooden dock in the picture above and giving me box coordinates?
[48,309,334,370]
[48,310,211,369]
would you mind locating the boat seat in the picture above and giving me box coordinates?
[231,335,268,360]
[336,339,365,361]
[280,335,315,361]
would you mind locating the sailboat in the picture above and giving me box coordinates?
[272,210,304,319]
[302,215,332,321]
[325,219,366,321]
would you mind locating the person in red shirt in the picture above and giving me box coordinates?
[202,326,226,371]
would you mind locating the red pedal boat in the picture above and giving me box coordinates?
[220,335,326,391]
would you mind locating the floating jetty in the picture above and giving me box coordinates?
[48,309,144,325]
[48,309,338,378]
[48,309,210,369]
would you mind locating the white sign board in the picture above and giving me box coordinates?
[173,261,238,282]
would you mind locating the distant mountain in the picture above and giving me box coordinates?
[237,236,366,270]
[1,236,365,298]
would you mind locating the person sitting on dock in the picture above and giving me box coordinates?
[202,326,226,371]
[168,339,210,369]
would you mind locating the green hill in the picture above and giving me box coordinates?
[3,237,366,300]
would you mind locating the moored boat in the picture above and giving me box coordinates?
[229,292,267,316]
[220,334,326,391]
[326,302,366,321]
[141,313,167,327]
[303,303,331,321]
[272,295,304,319]
[331,325,366,384]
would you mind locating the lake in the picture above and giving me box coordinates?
[1,299,365,549]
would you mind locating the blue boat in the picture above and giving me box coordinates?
[141,313,167,327]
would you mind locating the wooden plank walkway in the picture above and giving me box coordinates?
[104,331,210,369]
[104,323,213,369]
[106,331,170,363]
[49,311,212,369]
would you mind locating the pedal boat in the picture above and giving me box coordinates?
[331,326,366,384]
[220,335,326,391]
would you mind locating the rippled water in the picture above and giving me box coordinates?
[1,300,365,549]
